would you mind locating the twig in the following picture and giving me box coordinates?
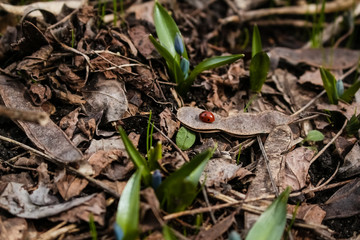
[164,201,242,221]
[151,123,189,162]
[257,135,279,196]
[310,119,348,165]
[202,187,217,224]
[291,90,326,118]
[0,134,120,198]
[0,105,49,126]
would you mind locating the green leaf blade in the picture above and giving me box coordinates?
[156,147,215,212]
[180,54,244,92]
[116,169,142,240]
[153,1,187,59]
[176,127,196,150]
[118,126,151,186]
[341,78,360,103]
[320,67,338,104]
[250,51,270,92]
[304,130,324,142]
[246,187,291,240]
[252,25,262,58]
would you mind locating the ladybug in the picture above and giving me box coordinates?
[199,111,215,123]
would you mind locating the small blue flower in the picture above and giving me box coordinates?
[336,79,344,97]
[151,169,162,190]
[180,57,189,78]
[174,33,184,55]
[114,223,124,240]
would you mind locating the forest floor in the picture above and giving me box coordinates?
[0,0,360,239]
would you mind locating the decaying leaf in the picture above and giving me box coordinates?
[280,147,315,191]
[55,169,89,201]
[0,75,83,163]
[245,125,293,230]
[338,143,360,178]
[288,204,326,225]
[0,217,28,240]
[0,182,95,219]
[83,75,128,123]
[270,47,360,70]
[322,178,360,219]
[177,107,293,136]
[200,158,241,187]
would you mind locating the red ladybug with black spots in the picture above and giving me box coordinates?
[199,111,215,123]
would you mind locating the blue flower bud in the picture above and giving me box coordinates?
[180,57,189,77]
[151,169,162,190]
[228,230,242,240]
[336,79,344,97]
[113,223,124,240]
[174,33,184,55]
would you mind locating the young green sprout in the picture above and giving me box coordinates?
[149,1,244,94]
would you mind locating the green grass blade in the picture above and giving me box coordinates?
[320,67,338,104]
[341,78,360,103]
[153,1,187,59]
[149,34,183,84]
[163,225,177,240]
[252,25,262,58]
[116,168,142,240]
[182,54,244,91]
[250,51,270,92]
[118,126,151,186]
[246,187,291,240]
[149,34,175,67]
[156,147,214,212]
[147,141,162,171]
[89,213,97,240]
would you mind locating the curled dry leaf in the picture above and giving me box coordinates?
[177,107,293,136]
[83,75,128,123]
[0,75,83,163]
[280,146,315,191]
[200,158,241,187]
[0,182,95,219]
[338,142,360,178]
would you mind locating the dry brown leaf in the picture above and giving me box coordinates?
[317,101,360,120]
[59,108,80,139]
[159,108,178,139]
[322,178,360,219]
[55,169,89,201]
[128,25,159,59]
[177,107,293,136]
[0,75,83,163]
[0,217,28,240]
[195,212,235,240]
[0,182,95,219]
[338,143,360,178]
[49,193,106,226]
[288,204,326,225]
[200,158,241,187]
[281,147,315,191]
[83,75,128,123]
[245,125,293,229]
[270,47,360,70]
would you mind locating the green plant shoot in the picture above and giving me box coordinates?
[246,187,291,240]
[118,126,151,186]
[116,168,142,240]
[89,213,97,240]
[250,25,270,93]
[156,147,215,212]
[150,1,244,94]
[320,68,360,104]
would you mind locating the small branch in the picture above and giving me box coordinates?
[0,105,49,126]
[310,119,348,165]
[0,134,120,198]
